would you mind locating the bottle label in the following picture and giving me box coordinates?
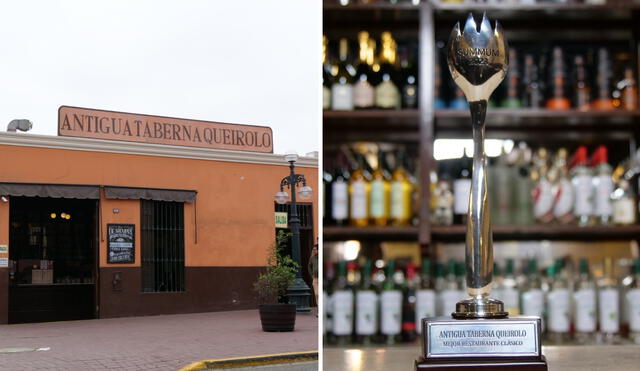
[574,288,597,332]
[553,178,574,219]
[390,181,407,219]
[573,174,593,216]
[453,179,471,215]
[353,80,375,108]
[547,288,570,332]
[613,198,636,224]
[522,289,544,317]
[502,287,520,315]
[415,289,436,334]
[324,292,333,334]
[356,290,378,335]
[380,290,402,335]
[370,180,385,218]
[626,289,640,331]
[594,175,613,217]
[332,180,349,221]
[331,84,354,110]
[533,178,554,220]
[351,181,367,219]
[599,288,619,333]
[375,80,400,109]
[323,86,331,110]
[332,290,354,336]
[438,289,460,317]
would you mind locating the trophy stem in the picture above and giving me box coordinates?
[452,100,506,319]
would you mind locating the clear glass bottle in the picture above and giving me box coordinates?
[332,261,355,345]
[355,260,378,345]
[415,258,436,335]
[453,150,472,225]
[625,258,640,344]
[502,259,520,316]
[546,264,571,344]
[570,146,593,226]
[551,148,574,224]
[380,260,402,344]
[573,258,597,344]
[331,153,350,226]
[375,32,400,109]
[591,146,613,225]
[598,257,620,343]
[438,259,460,317]
[611,179,637,225]
[370,150,391,226]
[521,259,545,333]
[349,153,371,227]
[353,31,375,109]
[532,148,554,224]
[331,38,355,110]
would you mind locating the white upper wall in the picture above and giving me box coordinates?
[0,0,320,155]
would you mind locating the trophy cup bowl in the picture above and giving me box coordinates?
[415,13,547,370]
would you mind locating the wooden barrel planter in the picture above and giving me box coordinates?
[259,304,296,332]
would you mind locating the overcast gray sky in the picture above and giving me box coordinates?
[0,0,320,155]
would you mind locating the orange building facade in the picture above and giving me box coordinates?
[0,132,318,323]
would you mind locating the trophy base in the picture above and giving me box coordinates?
[452,297,508,319]
[419,316,544,370]
[415,355,548,370]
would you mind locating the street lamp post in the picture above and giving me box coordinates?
[275,152,313,313]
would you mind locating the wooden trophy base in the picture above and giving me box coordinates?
[415,355,548,370]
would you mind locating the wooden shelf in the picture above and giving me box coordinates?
[324,225,418,241]
[324,109,420,143]
[432,224,640,242]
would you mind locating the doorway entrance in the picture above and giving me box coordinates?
[8,197,98,323]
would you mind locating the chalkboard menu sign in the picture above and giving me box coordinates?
[107,224,135,264]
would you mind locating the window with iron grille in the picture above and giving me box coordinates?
[141,200,185,292]
[274,202,313,230]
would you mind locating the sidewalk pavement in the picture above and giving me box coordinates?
[0,309,318,371]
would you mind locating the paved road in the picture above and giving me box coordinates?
[0,310,318,370]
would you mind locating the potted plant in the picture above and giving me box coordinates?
[254,231,298,332]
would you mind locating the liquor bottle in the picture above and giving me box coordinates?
[522,54,543,108]
[433,175,454,226]
[390,150,414,226]
[415,258,436,334]
[625,259,640,344]
[546,264,571,344]
[502,259,520,315]
[332,261,354,344]
[574,55,591,111]
[453,150,472,225]
[402,263,418,342]
[375,32,401,109]
[502,48,521,108]
[438,259,460,317]
[612,179,637,225]
[591,146,613,225]
[521,259,545,332]
[353,31,375,109]
[551,148,574,224]
[455,261,466,303]
[349,153,370,227]
[493,262,504,303]
[324,262,335,344]
[489,146,512,226]
[598,257,620,342]
[621,67,638,110]
[532,148,554,224]
[399,46,418,109]
[370,150,391,226]
[434,59,446,109]
[513,143,534,225]
[332,154,350,226]
[574,258,597,344]
[546,47,571,110]
[323,164,333,225]
[355,260,378,344]
[331,38,355,110]
[380,260,403,344]
[570,146,593,226]
[593,48,615,110]
[322,35,332,110]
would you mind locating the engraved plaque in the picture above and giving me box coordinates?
[423,317,541,359]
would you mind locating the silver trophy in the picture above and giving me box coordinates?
[447,13,508,319]
[416,14,546,370]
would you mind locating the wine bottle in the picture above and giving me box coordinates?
[415,258,436,334]
[353,31,375,109]
[400,45,418,109]
[574,55,591,111]
[331,38,355,110]
[324,262,336,344]
[521,259,545,332]
[332,261,354,345]
[322,35,332,110]
[591,145,613,225]
[434,58,446,109]
[502,259,520,315]
[390,150,414,226]
[402,263,418,342]
[574,258,597,345]
[625,259,640,344]
[522,54,543,108]
[453,150,471,225]
[598,257,620,343]
[546,47,571,110]
[332,153,350,226]
[546,264,571,344]
[370,150,391,226]
[380,260,402,344]
[489,145,512,226]
[438,259,460,317]
[502,48,521,108]
[323,162,333,226]
[355,260,378,345]
[375,32,401,109]
[349,153,370,227]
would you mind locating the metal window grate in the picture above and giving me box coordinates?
[274,202,313,230]
[141,200,185,292]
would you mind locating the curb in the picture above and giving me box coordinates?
[179,350,318,370]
